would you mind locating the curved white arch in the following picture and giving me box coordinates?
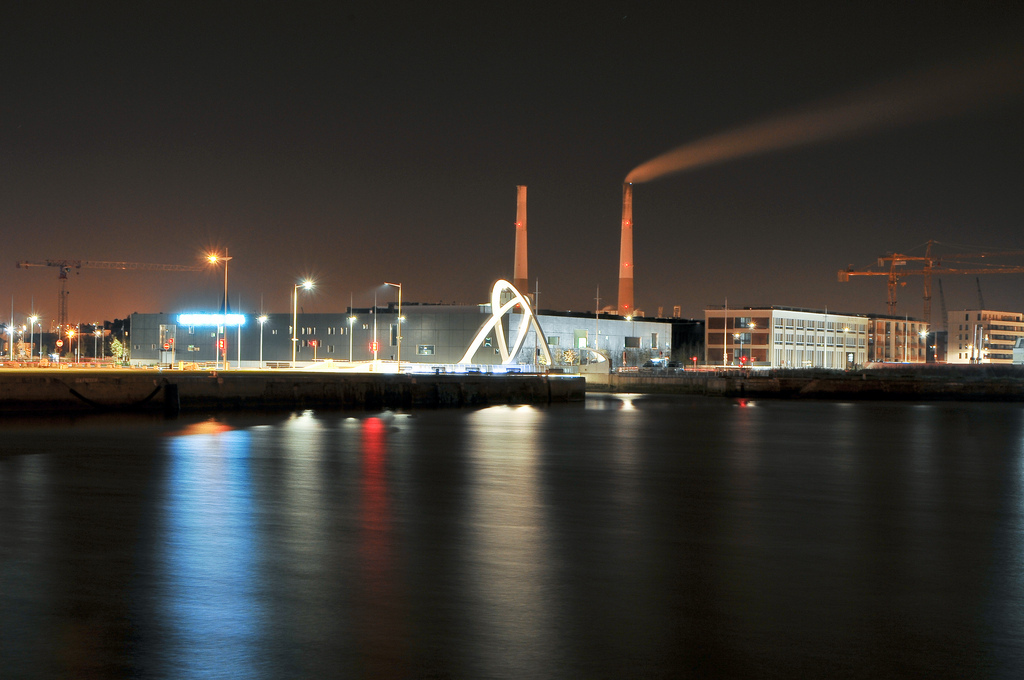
[458,280,553,366]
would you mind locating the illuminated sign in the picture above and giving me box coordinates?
[177,313,247,326]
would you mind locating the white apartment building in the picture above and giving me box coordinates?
[705,307,869,369]
[946,310,1024,364]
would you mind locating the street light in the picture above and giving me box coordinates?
[348,313,356,362]
[748,321,755,365]
[734,332,741,366]
[94,328,102,359]
[384,282,402,369]
[292,279,314,364]
[67,327,77,363]
[258,315,268,368]
[28,316,38,363]
[207,249,233,369]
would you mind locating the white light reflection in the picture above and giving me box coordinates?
[464,405,560,669]
[156,426,265,677]
[279,409,328,573]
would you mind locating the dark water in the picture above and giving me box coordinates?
[2,395,1024,679]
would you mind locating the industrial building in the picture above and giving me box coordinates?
[946,310,1024,364]
[705,307,869,369]
[127,304,677,371]
[704,306,935,369]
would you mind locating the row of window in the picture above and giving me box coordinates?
[772,318,866,332]
[773,333,864,347]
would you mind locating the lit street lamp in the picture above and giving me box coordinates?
[734,332,742,366]
[67,327,77,363]
[384,282,402,369]
[94,328,102,359]
[207,249,233,369]
[258,315,268,368]
[292,279,314,364]
[748,321,756,365]
[28,316,37,362]
[348,313,356,362]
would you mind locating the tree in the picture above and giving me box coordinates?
[109,338,128,364]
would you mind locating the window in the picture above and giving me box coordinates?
[546,336,559,345]
[327,345,334,353]
[390,323,398,346]
[651,332,659,348]
[417,345,435,355]
[271,329,278,335]
[625,336,640,348]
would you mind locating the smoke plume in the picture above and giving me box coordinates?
[625,47,1024,185]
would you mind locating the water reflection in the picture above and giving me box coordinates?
[155,425,264,677]
[464,406,559,673]
[3,400,1024,678]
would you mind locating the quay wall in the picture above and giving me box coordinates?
[586,368,1024,401]
[0,371,585,414]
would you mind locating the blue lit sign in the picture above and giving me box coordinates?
[177,313,247,326]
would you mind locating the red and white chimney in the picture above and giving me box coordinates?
[617,183,634,316]
[513,185,528,294]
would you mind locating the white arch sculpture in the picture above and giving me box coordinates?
[458,280,553,366]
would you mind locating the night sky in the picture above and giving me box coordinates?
[3,3,1023,327]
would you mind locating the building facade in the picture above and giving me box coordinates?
[705,307,869,369]
[865,316,930,363]
[946,310,1024,364]
[129,304,675,370]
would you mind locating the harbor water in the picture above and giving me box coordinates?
[2,395,1024,678]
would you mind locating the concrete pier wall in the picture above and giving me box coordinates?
[0,371,585,414]
[585,368,1024,401]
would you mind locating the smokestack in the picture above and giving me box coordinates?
[617,183,633,316]
[513,185,528,293]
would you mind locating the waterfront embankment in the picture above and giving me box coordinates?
[585,365,1024,400]
[0,370,585,414]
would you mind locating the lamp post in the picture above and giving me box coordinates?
[207,249,233,369]
[734,332,742,366]
[258,315,268,368]
[919,329,929,363]
[348,313,356,363]
[292,279,314,364]
[372,290,378,362]
[748,321,755,365]
[94,328,101,359]
[67,327,77,363]
[28,316,37,362]
[384,282,402,369]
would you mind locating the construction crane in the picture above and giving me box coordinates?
[16,259,205,333]
[838,240,1024,327]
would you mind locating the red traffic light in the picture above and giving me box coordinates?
[218,339,226,350]
[369,341,379,353]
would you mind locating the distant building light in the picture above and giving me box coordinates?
[177,313,247,327]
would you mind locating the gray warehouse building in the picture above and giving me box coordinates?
[128,303,683,371]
